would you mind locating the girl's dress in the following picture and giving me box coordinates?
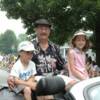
[68,48,89,81]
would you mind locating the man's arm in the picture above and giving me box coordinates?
[54,44,68,72]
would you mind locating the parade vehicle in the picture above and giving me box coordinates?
[65,77,100,100]
[0,69,100,100]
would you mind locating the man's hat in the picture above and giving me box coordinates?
[34,19,51,27]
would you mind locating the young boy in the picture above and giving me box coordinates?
[10,41,37,100]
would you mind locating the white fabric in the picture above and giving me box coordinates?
[57,75,73,85]
[35,76,43,82]
[10,59,36,80]
[35,75,73,85]
[0,55,3,61]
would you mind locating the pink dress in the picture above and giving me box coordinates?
[68,48,89,81]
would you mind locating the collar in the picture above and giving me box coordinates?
[34,37,53,47]
[74,48,84,54]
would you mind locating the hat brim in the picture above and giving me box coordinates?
[18,47,37,52]
[72,33,86,40]
[34,19,51,27]
[34,24,51,27]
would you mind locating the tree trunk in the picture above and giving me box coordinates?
[95,10,100,67]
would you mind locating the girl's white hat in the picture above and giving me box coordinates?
[72,31,86,40]
[74,32,86,36]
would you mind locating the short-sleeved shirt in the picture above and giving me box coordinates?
[32,38,67,75]
[10,59,36,80]
[68,48,89,80]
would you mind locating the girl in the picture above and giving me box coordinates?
[67,30,89,81]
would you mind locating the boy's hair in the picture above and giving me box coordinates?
[71,30,90,51]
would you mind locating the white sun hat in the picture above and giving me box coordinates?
[72,30,86,40]
[74,32,86,37]
[18,41,36,52]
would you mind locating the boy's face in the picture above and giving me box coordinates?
[20,51,33,61]
[74,35,86,50]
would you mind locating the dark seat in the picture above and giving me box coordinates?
[36,76,65,96]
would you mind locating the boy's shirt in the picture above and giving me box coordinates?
[10,59,36,80]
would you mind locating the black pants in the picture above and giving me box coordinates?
[32,91,37,100]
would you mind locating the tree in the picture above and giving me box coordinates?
[1,0,100,65]
[17,33,28,43]
[95,9,100,66]
[0,30,17,54]
[0,0,99,44]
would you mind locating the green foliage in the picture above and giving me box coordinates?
[0,30,17,54]
[17,33,28,43]
[0,0,99,45]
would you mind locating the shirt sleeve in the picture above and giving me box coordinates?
[54,45,67,70]
[10,64,19,78]
[31,62,37,75]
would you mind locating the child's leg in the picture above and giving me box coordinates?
[23,87,32,100]
[57,75,77,90]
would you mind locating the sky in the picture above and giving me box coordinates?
[0,11,26,37]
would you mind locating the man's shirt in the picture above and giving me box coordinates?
[32,38,67,75]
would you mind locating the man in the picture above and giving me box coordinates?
[32,18,68,76]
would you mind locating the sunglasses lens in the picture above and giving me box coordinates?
[26,51,33,54]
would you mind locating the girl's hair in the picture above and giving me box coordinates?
[71,30,90,51]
